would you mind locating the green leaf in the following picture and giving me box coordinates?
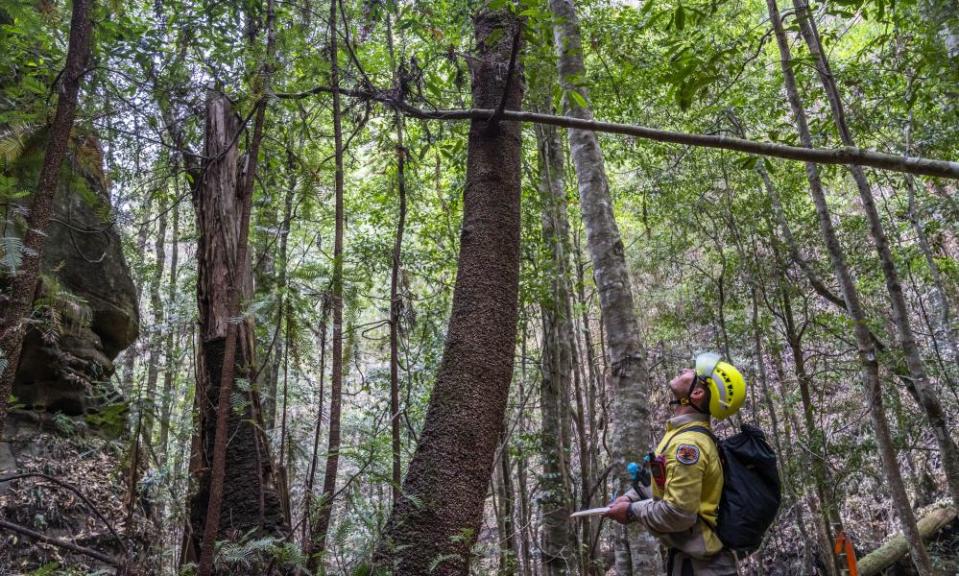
[568,89,588,110]
[675,4,686,31]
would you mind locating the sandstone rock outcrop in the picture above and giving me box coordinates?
[2,130,139,414]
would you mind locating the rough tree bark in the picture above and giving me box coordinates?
[548,0,659,572]
[0,0,93,439]
[768,1,935,572]
[536,118,577,575]
[793,0,959,510]
[306,0,346,566]
[184,91,286,572]
[372,9,523,575]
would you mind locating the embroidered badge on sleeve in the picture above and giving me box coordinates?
[675,444,700,465]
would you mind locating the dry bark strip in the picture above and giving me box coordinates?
[274,88,959,179]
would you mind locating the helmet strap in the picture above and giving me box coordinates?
[688,374,711,415]
[669,374,710,415]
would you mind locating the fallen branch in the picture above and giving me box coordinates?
[273,86,959,179]
[0,472,127,552]
[858,506,957,576]
[0,518,120,566]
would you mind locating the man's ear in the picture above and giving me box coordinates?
[690,385,707,407]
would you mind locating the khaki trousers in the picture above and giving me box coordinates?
[666,548,738,576]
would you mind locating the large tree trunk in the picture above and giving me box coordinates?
[373,10,523,575]
[548,0,659,573]
[307,0,346,564]
[0,0,93,439]
[183,91,286,572]
[792,0,959,510]
[536,119,577,576]
[767,1,935,572]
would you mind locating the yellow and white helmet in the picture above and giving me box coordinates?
[694,352,746,420]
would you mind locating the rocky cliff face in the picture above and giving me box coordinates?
[0,130,145,571]
[2,130,139,414]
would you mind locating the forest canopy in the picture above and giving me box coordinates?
[0,0,957,574]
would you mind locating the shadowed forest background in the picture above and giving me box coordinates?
[0,0,958,574]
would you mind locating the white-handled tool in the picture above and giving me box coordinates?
[569,507,610,519]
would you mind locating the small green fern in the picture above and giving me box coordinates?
[0,235,22,272]
[0,123,36,172]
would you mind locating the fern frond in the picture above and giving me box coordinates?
[0,123,37,172]
[0,235,23,272]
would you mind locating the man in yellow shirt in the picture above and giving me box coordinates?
[605,353,745,576]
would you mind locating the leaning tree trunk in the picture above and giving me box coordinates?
[536,118,577,576]
[183,92,286,572]
[768,1,935,572]
[0,0,93,439]
[793,0,959,510]
[548,0,659,573]
[373,10,524,576]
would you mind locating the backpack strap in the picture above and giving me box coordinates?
[683,425,717,444]
[660,425,716,454]
[682,426,723,531]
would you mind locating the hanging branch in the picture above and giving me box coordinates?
[273,86,959,179]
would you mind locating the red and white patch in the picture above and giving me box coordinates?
[675,444,700,465]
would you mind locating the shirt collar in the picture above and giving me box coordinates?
[666,412,710,431]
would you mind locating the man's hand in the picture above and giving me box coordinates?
[612,494,632,506]
[604,501,635,525]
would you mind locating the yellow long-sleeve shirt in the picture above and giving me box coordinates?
[628,413,737,575]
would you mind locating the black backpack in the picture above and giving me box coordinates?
[684,423,781,555]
